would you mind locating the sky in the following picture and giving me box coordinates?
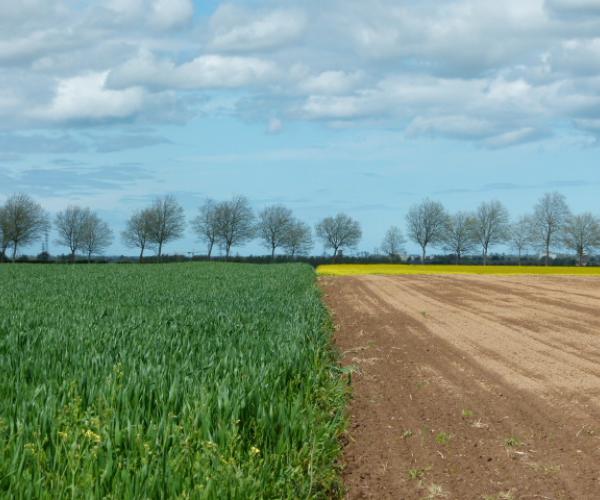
[1,0,600,257]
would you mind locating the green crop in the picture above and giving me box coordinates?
[0,263,347,499]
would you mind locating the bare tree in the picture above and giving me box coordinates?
[442,212,476,264]
[122,209,154,263]
[283,219,313,257]
[562,213,600,266]
[256,205,294,258]
[81,212,113,262]
[406,199,448,263]
[529,192,571,266]
[55,205,89,261]
[316,213,362,258]
[381,226,406,260]
[509,216,531,265]
[215,195,255,258]
[191,199,219,258]
[0,206,9,261]
[147,195,186,261]
[471,200,510,265]
[1,193,49,262]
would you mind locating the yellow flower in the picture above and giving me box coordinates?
[250,446,260,456]
[83,429,101,444]
[317,263,600,276]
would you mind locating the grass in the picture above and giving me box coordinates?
[435,432,452,445]
[504,436,523,448]
[408,467,426,480]
[317,263,600,276]
[0,263,347,498]
[424,483,447,499]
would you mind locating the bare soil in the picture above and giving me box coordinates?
[321,274,600,500]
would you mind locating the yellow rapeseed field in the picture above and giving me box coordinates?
[317,264,600,276]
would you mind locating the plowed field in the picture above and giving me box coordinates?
[322,274,600,499]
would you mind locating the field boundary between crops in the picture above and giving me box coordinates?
[317,263,600,276]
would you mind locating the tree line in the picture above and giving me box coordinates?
[0,191,598,265]
[398,192,597,266]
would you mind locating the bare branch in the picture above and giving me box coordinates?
[406,199,448,263]
[529,192,570,265]
[316,213,361,258]
[381,226,406,260]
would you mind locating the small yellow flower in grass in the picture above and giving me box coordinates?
[250,446,260,456]
[58,431,68,441]
[83,429,101,444]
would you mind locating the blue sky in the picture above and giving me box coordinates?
[1,0,600,256]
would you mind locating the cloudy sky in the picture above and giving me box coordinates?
[2,0,600,256]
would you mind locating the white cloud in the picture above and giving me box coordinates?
[149,0,194,30]
[108,50,278,90]
[0,1,63,27]
[32,72,145,122]
[209,5,307,52]
[484,127,547,148]
[545,0,600,16]
[406,116,495,140]
[0,30,78,64]
[107,0,144,17]
[105,0,193,29]
[344,0,549,73]
[298,71,363,95]
[302,93,377,120]
[1,0,600,146]
[553,38,600,74]
[298,74,563,147]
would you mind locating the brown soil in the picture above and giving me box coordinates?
[321,274,600,500]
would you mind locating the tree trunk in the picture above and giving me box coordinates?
[517,250,522,266]
[12,243,17,263]
[455,252,460,265]
[139,246,144,263]
[225,243,231,259]
[579,251,584,267]
[482,248,488,266]
[271,246,276,259]
[545,238,550,266]
[158,241,163,262]
[70,250,76,263]
[421,246,426,264]
[207,241,213,259]
[87,251,92,264]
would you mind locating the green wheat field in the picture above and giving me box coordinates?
[0,263,346,499]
